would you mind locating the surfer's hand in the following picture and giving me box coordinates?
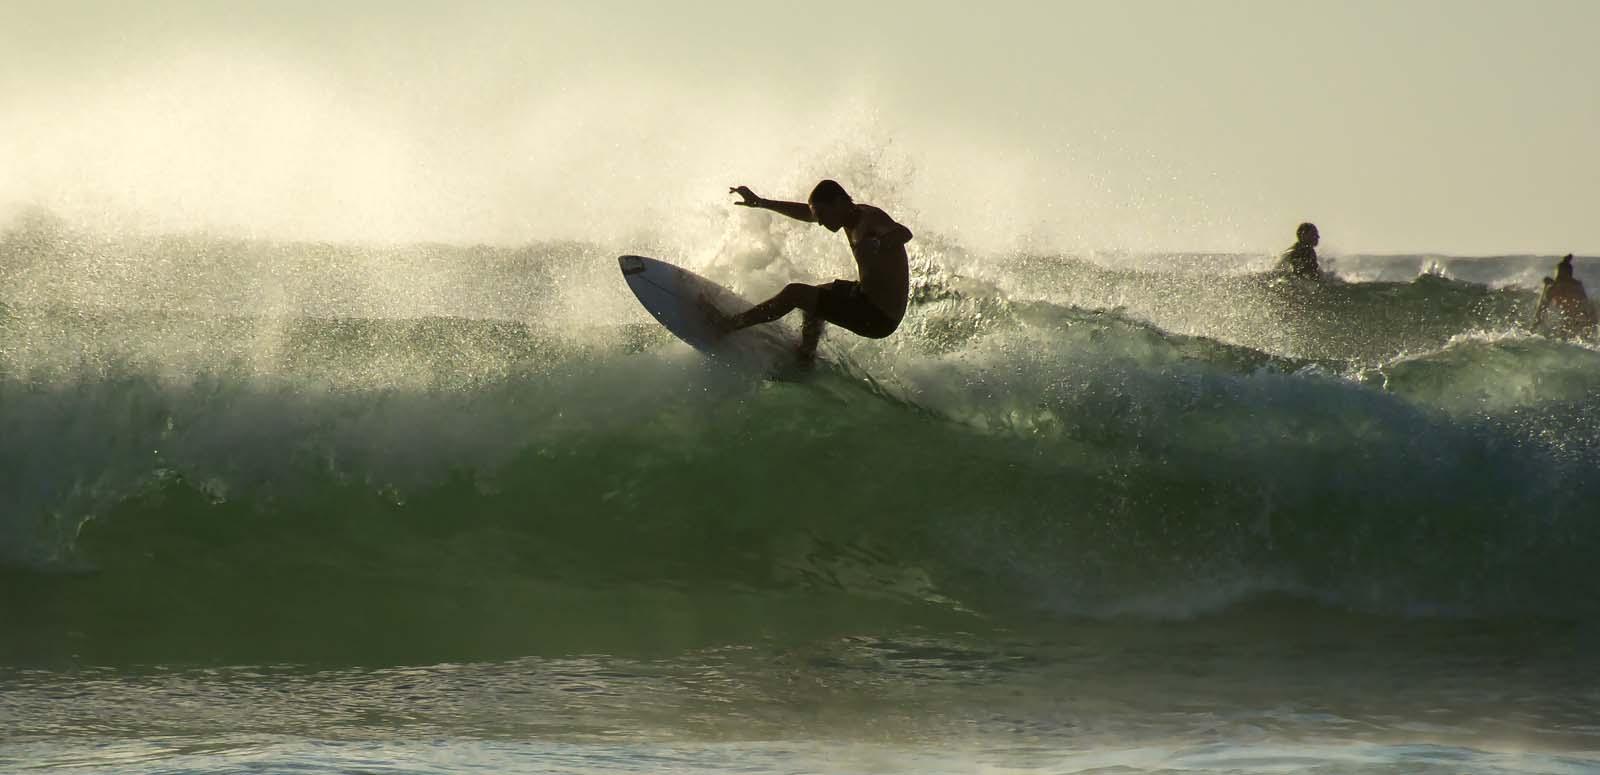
[729,186,761,207]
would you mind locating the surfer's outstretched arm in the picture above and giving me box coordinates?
[730,186,815,223]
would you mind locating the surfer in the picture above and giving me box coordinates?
[1279,222,1321,279]
[1533,254,1598,340]
[709,180,913,364]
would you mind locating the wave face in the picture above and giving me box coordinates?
[3,218,1598,665]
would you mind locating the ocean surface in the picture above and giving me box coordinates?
[3,213,1598,773]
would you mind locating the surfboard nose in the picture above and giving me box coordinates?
[618,255,648,275]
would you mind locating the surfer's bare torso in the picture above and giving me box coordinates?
[840,204,911,322]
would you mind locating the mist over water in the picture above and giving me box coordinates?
[6,2,1332,263]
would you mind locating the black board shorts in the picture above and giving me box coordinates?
[814,280,900,339]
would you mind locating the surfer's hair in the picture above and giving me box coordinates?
[1296,222,1318,241]
[808,179,851,205]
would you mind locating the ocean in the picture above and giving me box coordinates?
[2,213,1598,773]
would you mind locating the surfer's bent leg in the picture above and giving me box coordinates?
[726,283,820,330]
[799,312,825,364]
[813,280,900,339]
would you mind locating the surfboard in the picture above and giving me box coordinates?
[618,255,802,371]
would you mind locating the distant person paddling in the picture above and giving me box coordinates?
[1279,222,1321,279]
[709,180,913,364]
[1534,254,1598,340]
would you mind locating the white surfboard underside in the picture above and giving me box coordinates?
[619,254,800,371]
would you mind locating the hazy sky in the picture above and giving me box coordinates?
[2,1,1596,254]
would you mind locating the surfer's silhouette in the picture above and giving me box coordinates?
[707,180,912,365]
[1533,254,1597,340]
[1279,222,1321,279]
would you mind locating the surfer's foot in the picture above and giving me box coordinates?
[697,294,735,336]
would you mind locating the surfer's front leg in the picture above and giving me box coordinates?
[720,283,820,333]
[696,294,736,336]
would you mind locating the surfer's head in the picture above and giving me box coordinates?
[1557,254,1575,279]
[808,179,854,232]
[1296,222,1320,247]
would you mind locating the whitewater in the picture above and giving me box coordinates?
[2,203,1598,773]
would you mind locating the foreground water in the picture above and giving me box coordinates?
[6,617,1598,774]
[2,220,1597,772]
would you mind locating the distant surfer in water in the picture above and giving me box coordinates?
[1533,254,1597,340]
[1278,222,1321,279]
[709,180,913,364]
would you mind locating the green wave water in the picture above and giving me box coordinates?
[4,248,1597,667]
